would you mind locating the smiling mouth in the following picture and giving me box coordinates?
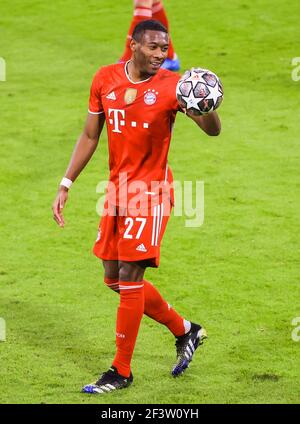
[151,61,162,68]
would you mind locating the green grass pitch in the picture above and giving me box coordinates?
[0,0,299,404]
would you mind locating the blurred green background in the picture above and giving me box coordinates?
[0,0,299,404]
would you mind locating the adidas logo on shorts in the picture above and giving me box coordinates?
[136,243,147,252]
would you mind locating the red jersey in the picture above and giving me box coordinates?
[89,61,181,207]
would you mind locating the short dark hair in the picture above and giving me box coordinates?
[132,19,168,42]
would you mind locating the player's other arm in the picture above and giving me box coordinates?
[52,113,105,227]
[63,112,105,182]
[187,110,221,136]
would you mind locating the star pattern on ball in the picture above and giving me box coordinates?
[176,68,223,114]
[183,86,203,110]
[204,81,223,104]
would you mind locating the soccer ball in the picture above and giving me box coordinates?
[176,68,223,115]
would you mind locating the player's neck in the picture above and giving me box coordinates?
[126,60,152,83]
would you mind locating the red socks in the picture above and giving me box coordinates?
[104,277,119,293]
[104,277,186,337]
[104,276,187,377]
[120,6,152,62]
[112,281,144,378]
[152,1,175,59]
[105,277,186,377]
[120,1,176,62]
[143,280,185,336]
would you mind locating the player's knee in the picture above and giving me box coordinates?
[118,262,132,282]
[118,261,145,282]
[104,276,119,293]
[134,0,153,8]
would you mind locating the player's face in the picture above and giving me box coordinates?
[133,30,169,75]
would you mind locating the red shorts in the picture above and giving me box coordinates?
[93,198,172,267]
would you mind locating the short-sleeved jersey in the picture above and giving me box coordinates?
[89,62,181,207]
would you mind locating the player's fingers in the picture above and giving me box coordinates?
[58,209,65,227]
[58,201,66,226]
[53,214,60,225]
[59,191,68,210]
[52,201,64,227]
[58,195,67,226]
[58,216,65,227]
[53,212,64,227]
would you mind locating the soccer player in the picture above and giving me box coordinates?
[120,0,180,71]
[52,20,221,394]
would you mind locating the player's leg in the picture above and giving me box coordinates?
[85,200,206,394]
[119,275,207,377]
[83,259,146,394]
[111,260,145,378]
[151,0,178,63]
[102,254,189,337]
[117,200,207,376]
[119,0,153,63]
[141,201,207,376]
[143,279,189,335]
[152,0,180,70]
[103,258,145,381]
[103,260,119,293]
[103,248,191,337]
[99,261,207,377]
[83,256,144,394]
[83,209,133,394]
[103,260,189,337]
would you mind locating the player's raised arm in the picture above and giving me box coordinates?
[52,112,105,227]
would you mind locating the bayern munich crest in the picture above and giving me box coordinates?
[144,89,158,105]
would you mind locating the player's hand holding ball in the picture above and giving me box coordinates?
[176,68,223,116]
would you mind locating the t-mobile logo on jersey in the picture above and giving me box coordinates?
[108,108,149,133]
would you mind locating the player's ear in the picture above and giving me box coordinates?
[130,38,137,52]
